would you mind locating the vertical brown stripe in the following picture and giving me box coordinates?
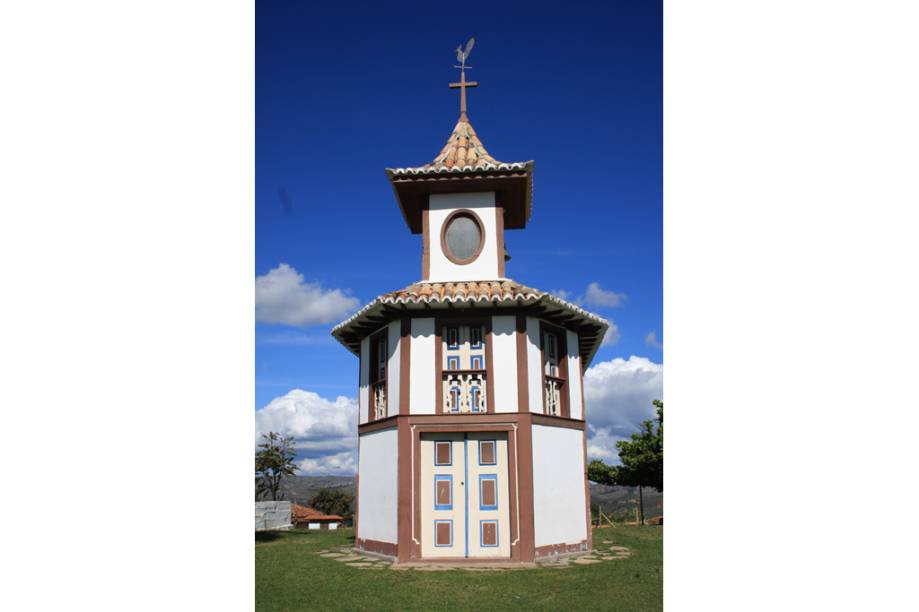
[495,206,506,277]
[434,320,443,415]
[515,413,536,561]
[400,318,411,416]
[421,208,430,280]
[538,322,546,415]
[397,421,412,562]
[515,315,529,413]
[485,318,495,413]
[507,428,520,561]
[412,430,422,560]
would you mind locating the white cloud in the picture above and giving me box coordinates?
[600,320,621,347]
[582,282,627,308]
[552,282,626,309]
[645,330,663,351]
[255,263,359,326]
[550,289,571,301]
[297,451,356,475]
[583,356,662,463]
[255,389,358,476]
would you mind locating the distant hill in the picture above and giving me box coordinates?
[261,476,661,521]
[256,476,356,507]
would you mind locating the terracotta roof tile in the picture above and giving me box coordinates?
[424,117,503,171]
[381,278,543,303]
[291,504,343,522]
[331,277,611,367]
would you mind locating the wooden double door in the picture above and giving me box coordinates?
[420,432,511,559]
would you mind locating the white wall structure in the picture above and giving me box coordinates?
[357,428,399,544]
[566,330,583,420]
[386,321,401,417]
[359,336,370,424]
[410,318,436,414]
[255,501,292,531]
[531,425,588,547]
[526,317,543,413]
[428,192,501,282]
[491,315,518,413]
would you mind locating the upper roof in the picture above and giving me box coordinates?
[291,504,343,522]
[386,115,534,234]
[331,278,610,367]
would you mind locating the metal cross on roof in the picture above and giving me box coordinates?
[449,37,478,120]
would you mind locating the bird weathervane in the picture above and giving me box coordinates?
[450,37,477,120]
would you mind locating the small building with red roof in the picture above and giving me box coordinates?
[291,504,344,530]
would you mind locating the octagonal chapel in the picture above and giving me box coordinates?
[331,67,610,564]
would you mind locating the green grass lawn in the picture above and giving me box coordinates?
[256,526,662,611]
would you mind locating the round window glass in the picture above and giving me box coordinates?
[444,213,482,262]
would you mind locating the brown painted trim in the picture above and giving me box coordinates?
[531,413,586,430]
[484,317,495,414]
[534,540,589,558]
[440,208,486,265]
[421,207,430,280]
[356,537,398,558]
[434,319,443,415]
[411,421,421,560]
[358,415,399,435]
[399,318,411,416]
[506,426,521,561]
[411,422,516,433]
[515,315,529,413]
[495,206,506,278]
[358,337,366,425]
[408,423,531,563]
[515,413,536,561]
[408,413,530,426]
[396,421,413,561]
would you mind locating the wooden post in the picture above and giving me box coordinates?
[638,485,644,526]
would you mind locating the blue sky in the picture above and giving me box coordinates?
[255,0,662,474]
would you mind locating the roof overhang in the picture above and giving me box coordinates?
[386,161,534,234]
[331,280,609,367]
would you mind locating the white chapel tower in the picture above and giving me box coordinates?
[332,43,610,563]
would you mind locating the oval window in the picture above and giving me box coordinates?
[442,211,483,264]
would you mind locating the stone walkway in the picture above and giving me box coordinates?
[316,540,632,571]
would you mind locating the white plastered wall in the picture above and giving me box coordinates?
[491,315,518,413]
[410,318,436,414]
[428,192,500,282]
[566,329,583,420]
[531,424,588,547]
[359,336,369,424]
[526,317,542,413]
[357,428,399,544]
[386,321,401,417]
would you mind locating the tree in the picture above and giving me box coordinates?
[588,400,663,525]
[309,488,354,521]
[255,432,298,501]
